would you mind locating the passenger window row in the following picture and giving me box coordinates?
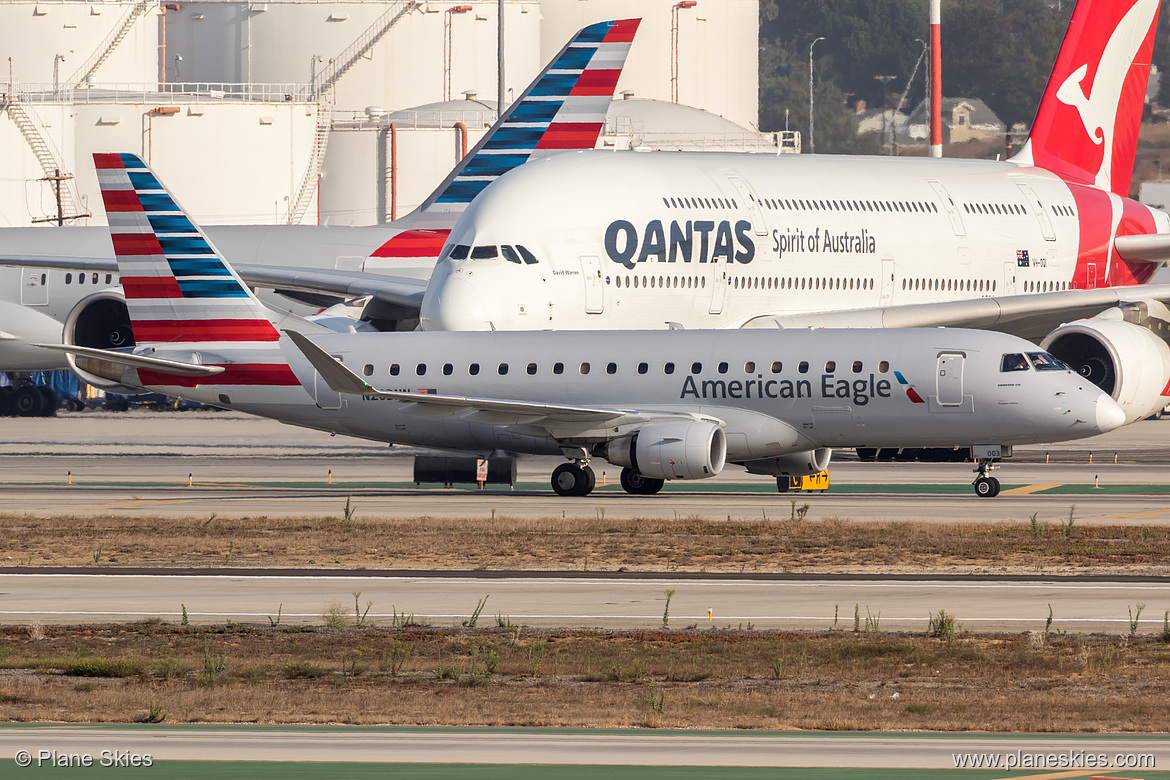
[1026,280,1067,293]
[662,196,739,210]
[962,202,1027,216]
[733,276,874,291]
[614,275,706,289]
[1052,204,1075,217]
[64,273,115,285]
[759,197,938,215]
[903,277,995,293]
[382,359,893,379]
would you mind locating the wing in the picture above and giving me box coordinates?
[284,329,704,437]
[741,284,1170,340]
[35,343,225,377]
[0,254,427,310]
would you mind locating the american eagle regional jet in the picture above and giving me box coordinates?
[420,0,1170,428]
[41,152,1126,498]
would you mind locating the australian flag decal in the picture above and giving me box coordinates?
[1016,250,1030,267]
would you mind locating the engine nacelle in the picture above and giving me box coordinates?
[606,420,726,480]
[61,287,143,393]
[1041,314,1170,425]
[740,448,833,477]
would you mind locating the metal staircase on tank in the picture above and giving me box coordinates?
[68,0,156,89]
[286,0,418,224]
[5,96,86,223]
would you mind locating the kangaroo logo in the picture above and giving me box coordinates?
[1054,0,1159,189]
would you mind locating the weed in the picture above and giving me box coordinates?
[927,610,956,642]
[342,495,356,525]
[155,657,188,680]
[833,604,839,631]
[27,621,44,641]
[1029,512,1041,538]
[479,644,500,675]
[1046,603,1053,634]
[1029,630,1046,650]
[796,504,810,520]
[268,604,282,627]
[770,651,806,680]
[641,680,665,714]
[224,541,234,565]
[201,638,226,678]
[72,682,97,693]
[204,512,217,526]
[1129,603,1146,636]
[527,639,548,677]
[93,547,103,564]
[463,596,489,628]
[904,702,934,715]
[1062,504,1076,539]
[864,607,881,634]
[1163,610,1170,643]
[321,601,351,629]
[853,603,860,633]
[495,612,512,628]
[283,662,327,679]
[391,606,416,628]
[610,659,647,682]
[62,658,141,678]
[134,700,166,724]
[353,592,372,626]
[381,642,412,676]
[340,650,368,679]
[662,589,676,628]
[181,604,189,627]
[435,652,461,681]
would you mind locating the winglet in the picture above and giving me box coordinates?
[284,330,372,395]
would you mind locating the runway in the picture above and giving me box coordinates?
[2,572,1167,632]
[2,411,1170,523]
[0,726,1165,771]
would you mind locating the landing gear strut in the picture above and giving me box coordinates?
[620,467,664,495]
[972,459,1001,498]
[551,462,596,497]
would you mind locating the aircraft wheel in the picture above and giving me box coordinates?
[775,477,790,493]
[37,386,58,417]
[620,467,648,494]
[13,386,45,417]
[552,463,592,497]
[579,465,596,495]
[639,476,665,495]
[974,476,1000,498]
[0,387,15,417]
[855,448,877,462]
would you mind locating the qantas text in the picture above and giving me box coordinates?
[605,219,754,269]
[681,373,893,405]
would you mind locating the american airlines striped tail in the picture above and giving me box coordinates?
[95,152,303,389]
[409,17,641,225]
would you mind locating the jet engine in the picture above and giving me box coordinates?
[1041,307,1170,425]
[61,288,142,393]
[605,420,726,480]
[740,448,833,477]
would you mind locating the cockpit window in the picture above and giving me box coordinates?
[471,245,498,260]
[516,245,539,265]
[501,246,523,264]
[1000,353,1030,372]
[1027,352,1066,371]
[448,244,470,260]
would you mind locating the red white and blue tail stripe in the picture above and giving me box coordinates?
[96,152,280,344]
[422,18,640,211]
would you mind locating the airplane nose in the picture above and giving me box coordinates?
[420,271,496,331]
[1094,394,1125,433]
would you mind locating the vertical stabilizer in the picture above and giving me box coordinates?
[1016,0,1160,195]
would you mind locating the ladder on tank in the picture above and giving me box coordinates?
[311,0,420,95]
[286,93,334,225]
[5,96,87,223]
[68,0,156,89]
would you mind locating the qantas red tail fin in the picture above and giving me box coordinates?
[1016,0,1160,196]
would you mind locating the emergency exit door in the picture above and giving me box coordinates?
[936,353,965,406]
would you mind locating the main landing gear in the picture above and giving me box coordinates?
[973,458,1001,498]
[551,462,595,497]
[620,467,664,495]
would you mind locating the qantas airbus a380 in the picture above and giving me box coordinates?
[422,0,1170,426]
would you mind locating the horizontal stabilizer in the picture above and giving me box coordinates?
[35,343,225,377]
[1114,233,1170,264]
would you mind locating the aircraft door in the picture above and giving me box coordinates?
[880,258,894,306]
[313,355,344,410]
[1086,263,1098,289]
[1002,261,1017,295]
[708,263,727,314]
[928,181,966,237]
[20,268,48,306]
[1017,184,1056,241]
[936,353,965,406]
[579,255,604,314]
[726,175,769,237]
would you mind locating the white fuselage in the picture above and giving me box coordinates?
[421,151,1170,331]
[115,328,1121,465]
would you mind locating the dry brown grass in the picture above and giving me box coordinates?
[1,623,1169,730]
[3,512,1170,574]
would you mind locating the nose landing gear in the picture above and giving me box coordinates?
[973,459,1001,498]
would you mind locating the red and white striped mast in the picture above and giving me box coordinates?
[929,0,942,157]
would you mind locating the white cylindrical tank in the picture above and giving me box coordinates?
[0,93,319,227]
[0,1,160,87]
[538,0,759,130]
[320,98,493,225]
[169,1,540,112]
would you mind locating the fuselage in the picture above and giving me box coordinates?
[119,328,1122,463]
[421,150,1170,331]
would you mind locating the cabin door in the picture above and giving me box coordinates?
[579,255,604,314]
[936,353,965,407]
[20,268,48,306]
